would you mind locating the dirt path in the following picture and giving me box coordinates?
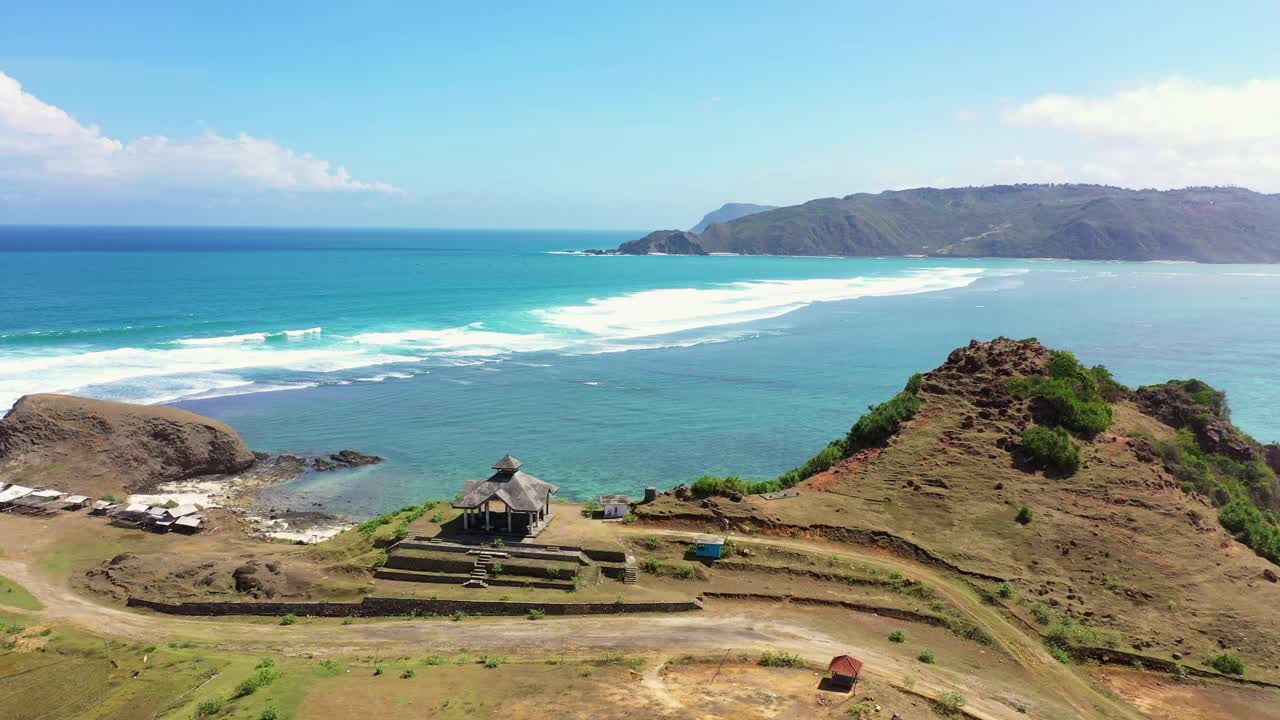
[4,556,1043,720]
[619,527,1146,720]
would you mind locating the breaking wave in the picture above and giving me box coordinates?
[2,267,988,410]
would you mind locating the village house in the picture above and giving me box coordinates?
[452,455,558,537]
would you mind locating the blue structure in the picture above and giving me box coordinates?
[693,534,725,559]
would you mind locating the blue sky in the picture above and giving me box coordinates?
[2,1,1279,228]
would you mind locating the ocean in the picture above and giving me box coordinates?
[3,226,1279,516]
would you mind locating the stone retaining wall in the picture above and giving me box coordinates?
[127,595,702,617]
[702,592,949,627]
[372,570,573,591]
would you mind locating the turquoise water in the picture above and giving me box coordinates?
[3,226,1279,516]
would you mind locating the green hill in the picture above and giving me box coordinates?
[623,185,1280,262]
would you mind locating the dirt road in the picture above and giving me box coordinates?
[619,527,1147,720]
[3,556,1052,720]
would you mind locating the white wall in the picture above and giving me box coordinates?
[603,502,627,518]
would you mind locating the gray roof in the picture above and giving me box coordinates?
[491,454,523,471]
[600,494,630,504]
[695,534,725,545]
[453,468,558,513]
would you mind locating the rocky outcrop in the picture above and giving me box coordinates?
[618,230,708,255]
[1266,444,1280,476]
[1133,381,1258,463]
[0,394,256,496]
[689,203,777,233]
[311,450,383,472]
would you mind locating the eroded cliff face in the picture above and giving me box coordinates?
[0,394,256,496]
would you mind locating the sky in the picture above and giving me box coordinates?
[2,1,1279,229]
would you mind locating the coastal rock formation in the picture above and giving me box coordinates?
[1132,381,1259,463]
[1265,444,1280,476]
[0,394,256,496]
[614,185,1280,262]
[311,450,384,472]
[618,230,708,256]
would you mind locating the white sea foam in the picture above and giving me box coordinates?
[176,327,322,346]
[534,268,984,339]
[353,322,567,356]
[0,345,416,410]
[2,267,990,410]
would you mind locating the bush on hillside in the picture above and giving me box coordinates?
[1022,426,1082,474]
[1010,351,1119,435]
[846,389,924,451]
[1211,652,1245,675]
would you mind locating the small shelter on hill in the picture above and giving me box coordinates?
[62,495,92,510]
[0,485,34,509]
[694,534,726,559]
[827,655,863,689]
[600,494,630,519]
[452,455,558,537]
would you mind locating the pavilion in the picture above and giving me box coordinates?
[452,455,558,537]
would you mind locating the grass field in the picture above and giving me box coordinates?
[0,575,42,611]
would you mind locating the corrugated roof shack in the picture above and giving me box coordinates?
[452,455,558,538]
[693,535,725,559]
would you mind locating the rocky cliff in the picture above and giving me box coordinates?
[0,394,256,496]
[689,202,777,233]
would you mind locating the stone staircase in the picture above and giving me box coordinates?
[463,550,502,588]
[623,555,638,585]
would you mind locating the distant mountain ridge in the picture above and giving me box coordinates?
[622,185,1280,262]
[689,202,777,233]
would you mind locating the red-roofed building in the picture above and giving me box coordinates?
[828,654,864,688]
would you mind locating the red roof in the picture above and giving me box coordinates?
[828,655,864,676]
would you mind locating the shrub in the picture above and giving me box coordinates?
[961,624,994,646]
[640,556,660,574]
[621,511,638,524]
[1211,652,1245,675]
[342,616,354,625]
[917,649,936,664]
[758,650,802,667]
[232,668,279,698]
[279,614,299,626]
[888,630,907,643]
[673,564,698,579]
[581,500,601,517]
[401,668,416,679]
[258,707,279,720]
[934,691,967,716]
[1016,506,1034,525]
[479,654,506,669]
[429,512,445,523]
[450,610,467,622]
[373,664,384,676]
[1047,645,1071,664]
[421,655,445,665]
[1030,603,1053,625]
[996,581,1015,599]
[847,389,923,452]
[1022,425,1082,473]
[527,608,545,620]
[192,697,224,718]
[643,537,662,550]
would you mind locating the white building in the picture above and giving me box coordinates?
[600,494,630,519]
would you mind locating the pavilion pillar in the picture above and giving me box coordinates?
[463,509,470,530]
[484,501,491,531]
[506,507,512,533]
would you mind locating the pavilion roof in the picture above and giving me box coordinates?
[491,454,523,471]
[828,655,864,676]
[453,468,558,513]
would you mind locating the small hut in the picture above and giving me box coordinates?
[62,495,92,510]
[0,485,34,509]
[693,534,725,559]
[827,655,864,689]
[599,494,630,519]
[452,455,558,537]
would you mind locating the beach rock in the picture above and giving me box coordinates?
[1265,568,1278,583]
[311,449,383,472]
[618,230,708,256]
[0,394,256,496]
[1265,444,1280,476]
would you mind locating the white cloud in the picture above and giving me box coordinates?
[0,71,399,193]
[1002,77,1280,191]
